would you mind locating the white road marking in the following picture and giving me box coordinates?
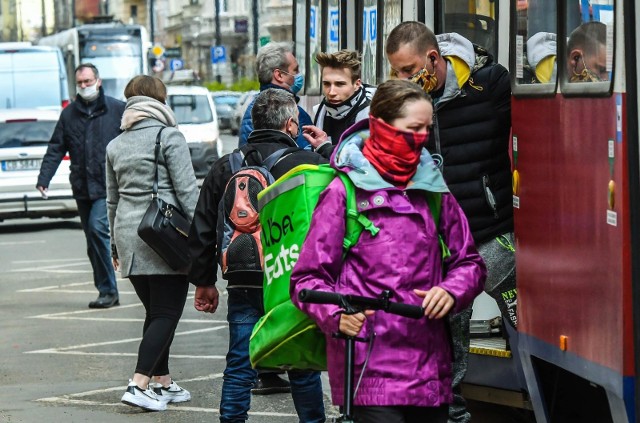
[33,373,300,417]
[0,240,46,246]
[11,262,92,272]
[25,326,227,354]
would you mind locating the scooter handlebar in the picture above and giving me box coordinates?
[298,289,424,319]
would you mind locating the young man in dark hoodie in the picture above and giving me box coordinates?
[188,88,328,423]
[386,22,513,423]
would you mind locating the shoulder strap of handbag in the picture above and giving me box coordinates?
[152,126,168,199]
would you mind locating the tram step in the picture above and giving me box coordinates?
[470,337,512,358]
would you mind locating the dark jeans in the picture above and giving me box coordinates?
[76,198,117,296]
[353,405,448,423]
[129,274,189,376]
[220,288,325,423]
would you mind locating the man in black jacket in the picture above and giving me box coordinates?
[37,63,125,309]
[386,22,513,423]
[188,88,327,423]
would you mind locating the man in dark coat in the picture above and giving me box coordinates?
[386,22,514,423]
[37,63,125,309]
[188,88,327,423]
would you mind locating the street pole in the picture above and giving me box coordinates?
[252,0,258,55]
[214,0,221,83]
[149,0,155,43]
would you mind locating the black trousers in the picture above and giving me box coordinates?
[129,274,189,377]
[352,405,449,423]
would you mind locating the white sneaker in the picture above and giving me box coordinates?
[153,380,191,403]
[121,380,167,411]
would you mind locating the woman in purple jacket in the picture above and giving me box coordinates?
[291,79,486,423]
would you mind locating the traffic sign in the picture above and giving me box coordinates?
[151,44,164,57]
[211,46,226,64]
[170,59,184,71]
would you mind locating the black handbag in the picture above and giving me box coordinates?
[137,127,191,270]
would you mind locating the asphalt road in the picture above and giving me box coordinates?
[0,132,533,422]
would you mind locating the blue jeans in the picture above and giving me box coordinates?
[76,198,117,296]
[220,288,325,423]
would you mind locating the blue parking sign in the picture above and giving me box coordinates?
[211,46,226,64]
[170,59,184,71]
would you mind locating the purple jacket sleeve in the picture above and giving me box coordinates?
[437,193,487,313]
[290,179,347,335]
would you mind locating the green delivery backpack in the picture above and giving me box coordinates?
[249,163,447,370]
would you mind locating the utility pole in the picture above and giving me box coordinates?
[252,0,258,55]
[149,0,155,42]
[214,0,221,83]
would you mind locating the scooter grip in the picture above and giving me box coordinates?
[387,302,425,319]
[298,289,342,305]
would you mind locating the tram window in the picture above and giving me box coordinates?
[294,0,306,95]
[307,0,323,95]
[438,0,497,59]
[326,0,341,53]
[560,0,613,95]
[513,0,557,86]
[380,0,402,83]
[360,0,378,87]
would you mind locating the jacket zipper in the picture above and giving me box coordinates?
[482,174,499,219]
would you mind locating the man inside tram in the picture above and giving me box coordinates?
[567,20,609,82]
[386,21,514,423]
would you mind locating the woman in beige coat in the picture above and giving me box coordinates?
[106,75,199,412]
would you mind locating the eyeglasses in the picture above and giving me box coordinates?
[291,118,299,129]
[76,79,96,87]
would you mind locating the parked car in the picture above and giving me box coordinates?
[0,109,77,221]
[167,85,221,179]
[230,90,259,136]
[210,91,242,131]
[0,43,71,111]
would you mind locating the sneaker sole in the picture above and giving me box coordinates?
[121,392,166,411]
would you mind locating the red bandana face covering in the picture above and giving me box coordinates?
[362,116,428,186]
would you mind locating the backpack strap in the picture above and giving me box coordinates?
[228,150,244,174]
[425,192,451,260]
[262,147,298,171]
[336,173,379,255]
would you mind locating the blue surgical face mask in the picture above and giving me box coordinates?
[281,69,304,94]
[291,73,304,94]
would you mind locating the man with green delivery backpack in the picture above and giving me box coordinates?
[188,88,330,423]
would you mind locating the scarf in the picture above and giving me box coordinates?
[362,116,428,186]
[121,96,177,130]
[323,87,367,120]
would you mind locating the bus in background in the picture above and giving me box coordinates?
[0,43,70,110]
[38,22,150,101]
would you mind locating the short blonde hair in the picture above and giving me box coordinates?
[315,50,361,82]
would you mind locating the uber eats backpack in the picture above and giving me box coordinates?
[216,147,293,285]
[248,163,448,370]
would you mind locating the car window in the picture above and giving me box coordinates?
[169,94,214,124]
[0,120,56,148]
[212,95,240,106]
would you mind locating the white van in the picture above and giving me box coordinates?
[167,85,221,179]
[0,43,71,110]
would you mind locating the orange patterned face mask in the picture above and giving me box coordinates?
[570,56,602,83]
[409,64,438,93]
